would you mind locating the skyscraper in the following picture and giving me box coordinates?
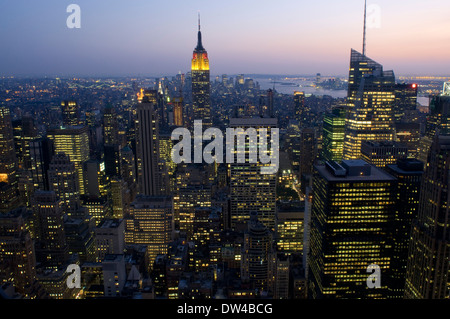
[29,137,54,191]
[0,207,37,297]
[0,107,18,186]
[309,160,397,298]
[47,153,81,217]
[32,190,69,269]
[241,212,275,295]
[191,16,211,128]
[394,83,418,123]
[417,91,450,163]
[135,91,161,196]
[267,89,274,118]
[12,115,38,170]
[61,101,80,127]
[229,117,278,231]
[47,126,90,195]
[385,158,423,298]
[360,141,408,168]
[343,50,396,160]
[103,104,119,146]
[172,96,184,127]
[405,135,450,299]
[321,107,346,162]
[125,195,173,271]
[294,91,306,127]
[299,128,316,181]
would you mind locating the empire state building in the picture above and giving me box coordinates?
[191,16,211,128]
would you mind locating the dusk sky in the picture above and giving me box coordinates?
[1,0,450,77]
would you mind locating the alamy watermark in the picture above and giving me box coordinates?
[367,3,381,29]
[66,4,81,29]
[170,120,279,175]
[366,264,381,289]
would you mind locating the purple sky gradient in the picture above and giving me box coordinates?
[1,0,449,77]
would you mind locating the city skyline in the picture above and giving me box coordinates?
[1,0,450,77]
[0,0,449,305]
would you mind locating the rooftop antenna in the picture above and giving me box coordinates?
[198,11,201,31]
[363,0,367,56]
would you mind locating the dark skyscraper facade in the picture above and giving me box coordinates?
[405,135,450,299]
[394,83,418,123]
[136,91,161,196]
[385,159,423,298]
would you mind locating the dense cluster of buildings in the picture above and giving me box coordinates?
[0,20,449,300]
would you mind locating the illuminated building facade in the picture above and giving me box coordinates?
[47,153,80,216]
[191,18,211,128]
[294,91,306,127]
[405,135,450,299]
[394,122,420,159]
[229,117,278,231]
[360,140,408,168]
[275,205,304,255]
[81,195,110,226]
[0,107,18,186]
[343,49,396,160]
[0,207,37,297]
[61,101,80,126]
[47,125,90,195]
[309,160,396,298]
[103,104,119,146]
[176,184,212,240]
[125,195,173,270]
[322,107,346,162]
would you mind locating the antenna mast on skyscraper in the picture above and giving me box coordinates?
[363,0,367,56]
[198,11,201,31]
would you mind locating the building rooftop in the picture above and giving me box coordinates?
[317,160,395,182]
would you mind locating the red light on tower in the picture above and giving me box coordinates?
[412,83,417,89]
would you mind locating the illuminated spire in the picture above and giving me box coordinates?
[363,0,367,56]
[195,12,205,52]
